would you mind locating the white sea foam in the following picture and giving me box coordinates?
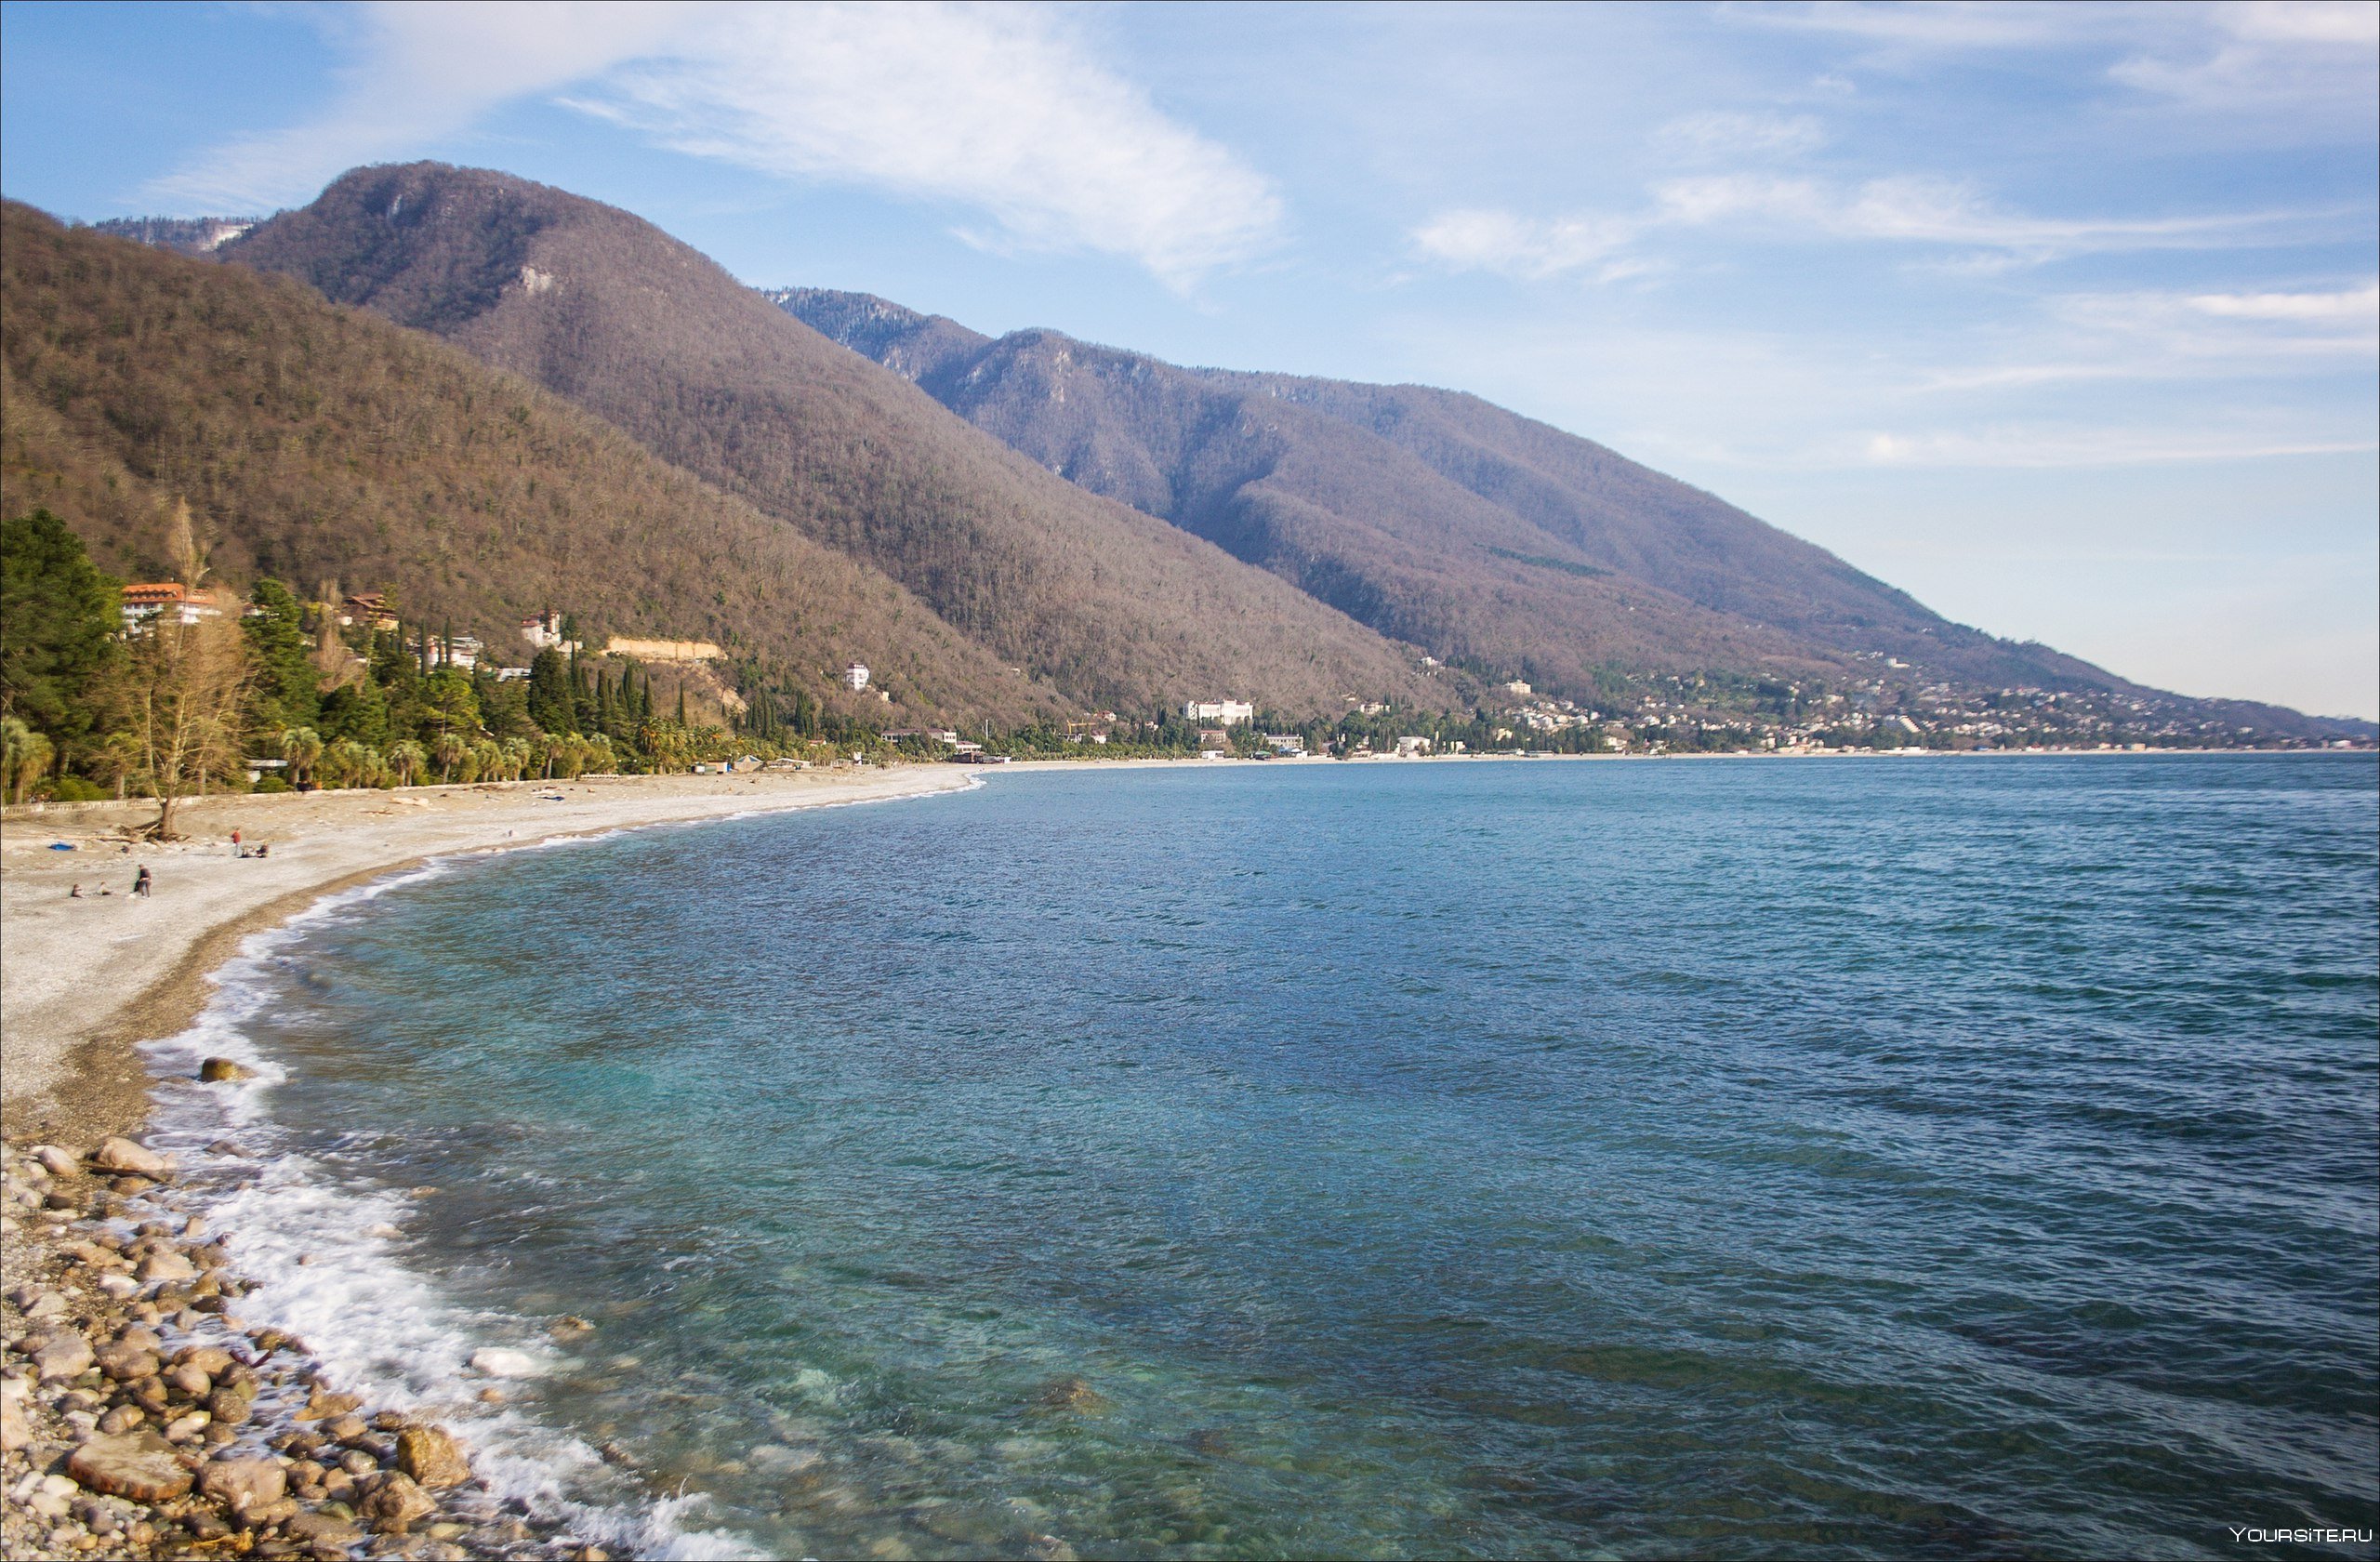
[122,779,992,1559]
[136,862,775,1556]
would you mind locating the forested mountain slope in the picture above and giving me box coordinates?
[779,288,2319,728]
[0,203,1061,725]
[223,165,1436,717]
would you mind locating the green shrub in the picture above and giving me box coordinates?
[48,775,107,802]
[252,774,292,794]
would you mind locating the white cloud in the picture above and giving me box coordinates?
[1415,175,2299,280]
[145,1,1280,287]
[144,2,699,210]
[1652,111,1827,161]
[565,5,1279,286]
[1857,427,2376,469]
[1408,209,1643,281]
[2189,283,2379,323]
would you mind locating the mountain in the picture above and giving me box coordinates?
[777,290,2359,737]
[0,201,1061,726]
[219,164,1438,718]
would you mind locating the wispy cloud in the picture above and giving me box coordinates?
[143,2,697,210]
[1651,111,1828,162]
[144,1,1280,287]
[565,5,1281,286]
[1413,175,2299,280]
[1856,427,2377,469]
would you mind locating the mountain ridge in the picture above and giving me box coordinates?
[773,286,2362,738]
[0,202,1061,727]
[218,164,1442,719]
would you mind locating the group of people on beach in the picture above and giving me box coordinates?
[67,831,268,900]
[68,865,147,898]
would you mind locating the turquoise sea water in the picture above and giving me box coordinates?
[153,756,2378,1559]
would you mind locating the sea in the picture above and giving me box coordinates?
[141,754,2380,1560]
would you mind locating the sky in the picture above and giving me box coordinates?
[4,1,2374,720]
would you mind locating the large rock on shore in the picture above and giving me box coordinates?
[197,1455,284,1515]
[68,1430,193,1501]
[136,1250,197,1284]
[360,1471,438,1532]
[0,1376,30,1452]
[198,1057,253,1082]
[394,1425,469,1489]
[29,1331,94,1382]
[87,1138,172,1178]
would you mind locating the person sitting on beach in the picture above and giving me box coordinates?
[69,883,81,898]
[133,865,152,897]
[254,842,269,858]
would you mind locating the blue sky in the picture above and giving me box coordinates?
[5,1,2374,719]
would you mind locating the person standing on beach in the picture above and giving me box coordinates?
[231,829,241,855]
[133,865,152,897]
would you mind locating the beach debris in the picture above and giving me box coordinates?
[66,1430,192,1501]
[86,1137,171,1178]
[468,1345,538,1378]
[197,1056,253,1082]
[550,1314,597,1340]
[395,1424,470,1489]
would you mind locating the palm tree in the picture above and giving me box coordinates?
[469,739,502,784]
[432,730,466,785]
[323,738,370,789]
[280,726,324,789]
[387,739,427,788]
[502,736,533,783]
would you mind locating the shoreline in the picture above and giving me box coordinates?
[0,767,972,1146]
[1,766,972,1561]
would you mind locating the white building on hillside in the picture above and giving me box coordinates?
[521,610,581,654]
[844,661,871,692]
[1184,699,1254,726]
[119,583,226,632]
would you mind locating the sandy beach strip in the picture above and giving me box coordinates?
[0,766,971,1146]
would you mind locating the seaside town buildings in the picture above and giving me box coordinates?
[117,582,226,632]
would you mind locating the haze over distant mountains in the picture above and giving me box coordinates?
[17,163,2369,740]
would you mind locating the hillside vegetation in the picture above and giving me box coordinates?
[777,288,2349,738]
[0,202,1062,725]
[223,164,1438,717]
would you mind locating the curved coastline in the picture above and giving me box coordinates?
[1,766,973,1561]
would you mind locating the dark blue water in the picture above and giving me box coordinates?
[174,757,2380,1558]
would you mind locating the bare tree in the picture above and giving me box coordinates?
[124,612,251,838]
[122,500,252,837]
